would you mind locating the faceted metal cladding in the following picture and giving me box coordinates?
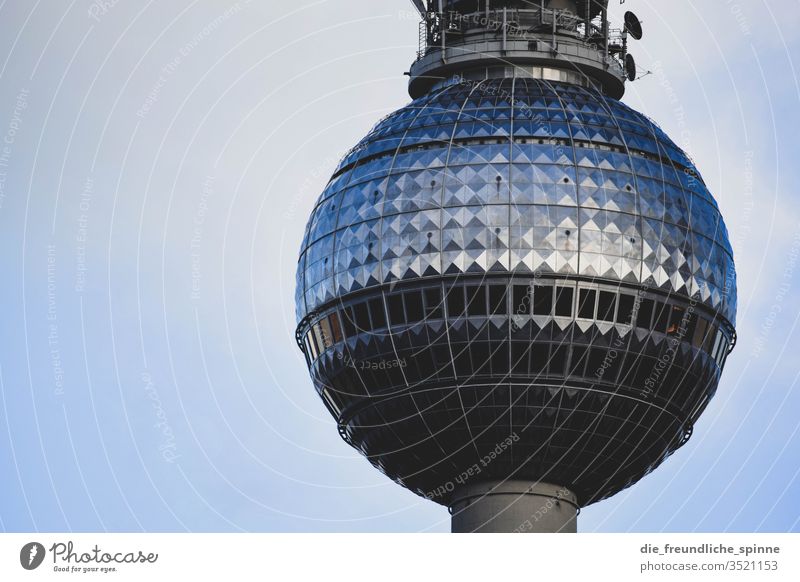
[297,79,736,322]
[294,78,737,508]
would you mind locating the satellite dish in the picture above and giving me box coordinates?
[624,11,643,41]
[625,54,637,82]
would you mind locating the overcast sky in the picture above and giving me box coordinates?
[0,0,798,532]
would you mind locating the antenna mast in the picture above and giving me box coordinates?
[408,0,644,99]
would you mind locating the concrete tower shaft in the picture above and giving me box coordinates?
[451,481,579,533]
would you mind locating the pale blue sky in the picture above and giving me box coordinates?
[0,0,798,532]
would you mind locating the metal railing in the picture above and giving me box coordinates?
[415,7,613,63]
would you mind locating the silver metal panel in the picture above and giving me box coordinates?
[297,79,737,325]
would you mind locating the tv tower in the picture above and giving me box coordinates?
[295,0,737,532]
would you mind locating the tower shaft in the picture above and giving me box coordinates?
[450,481,578,533]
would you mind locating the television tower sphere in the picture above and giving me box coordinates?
[294,0,737,532]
